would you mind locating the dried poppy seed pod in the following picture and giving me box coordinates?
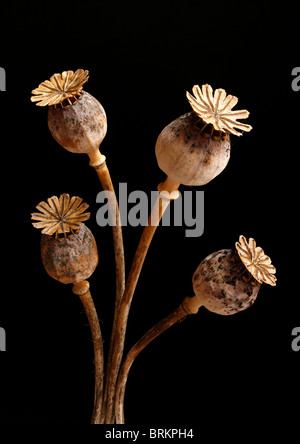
[155,84,252,186]
[192,236,276,316]
[31,194,99,284]
[193,249,260,315]
[48,91,107,166]
[40,224,98,284]
[155,111,230,186]
[31,70,107,167]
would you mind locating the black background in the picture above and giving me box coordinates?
[0,0,299,432]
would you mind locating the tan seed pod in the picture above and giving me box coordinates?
[40,223,99,285]
[48,91,107,158]
[156,84,252,187]
[193,249,261,316]
[155,112,231,186]
[31,70,107,165]
[32,194,98,284]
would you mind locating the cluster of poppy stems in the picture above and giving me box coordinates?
[30,69,277,424]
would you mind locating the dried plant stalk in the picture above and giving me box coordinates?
[72,281,104,424]
[103,176,180,424]
[114,306,187,423]
[90,158,126,423]
[114,296,200,423]
[92,161,125,312]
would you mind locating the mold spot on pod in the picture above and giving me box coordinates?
[155,112,231,186]
[40,224,99,284]
[193,249,261,315]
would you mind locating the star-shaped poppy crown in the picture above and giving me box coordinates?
[186,84,252,136]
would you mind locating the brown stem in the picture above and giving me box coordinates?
[91,158,125,315]
[72,280,104,424]
[114,296,201,424]
[103,176,180,424]
[89,153,126,423]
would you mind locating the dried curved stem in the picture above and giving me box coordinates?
[114,296,201,424]
[91,159,126,423]
[92,160,125,314]
[114,304,188,424]
[73,281,104,424]
[103,176,180,424]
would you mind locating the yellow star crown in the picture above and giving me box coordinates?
[30,69,89,108]
[235,235,277,286]
[31,194,90,238]
[186,84,252,136]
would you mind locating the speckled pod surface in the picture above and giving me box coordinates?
[48,91,107,155]
[193,249,261,315]
[41,224,99,284]
[155,112,231,186]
